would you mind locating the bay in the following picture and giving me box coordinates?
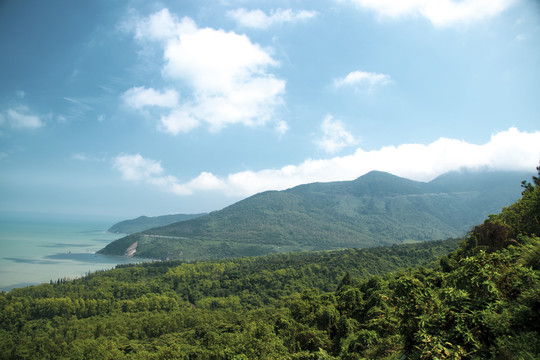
[0,212,147,291]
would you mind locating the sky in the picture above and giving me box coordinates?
[1,0,539,219]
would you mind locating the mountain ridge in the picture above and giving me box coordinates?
[108,213,207,234]
[99,169,531,260]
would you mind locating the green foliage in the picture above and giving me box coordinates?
[0,239,457,359]
[99,170,528,260]
[1,169,539,359]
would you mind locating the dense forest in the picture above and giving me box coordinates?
[1,169,539,359]
[99,170,528,261]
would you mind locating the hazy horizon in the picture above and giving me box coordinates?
[1,0,539,218]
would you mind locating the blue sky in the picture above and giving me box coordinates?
[1,0,539,219]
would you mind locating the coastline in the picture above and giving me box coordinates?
[0,215,147,292]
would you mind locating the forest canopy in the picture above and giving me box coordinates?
[1,167,539,359]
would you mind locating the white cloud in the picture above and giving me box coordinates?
[227,8,318,29]
[159,108,200,134]
[344,0,517,27]
[122,87,179,109]
[6,108,44,129]
[186,172,227,192]
[114,128,540,199]
[112,153,191,195]
[113,154,164,182]
[316,115,359,154]
[129,9,285,134]
[134,8,189,42]
[334,70,391,89]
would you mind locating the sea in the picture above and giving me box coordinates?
[0,212,148,291]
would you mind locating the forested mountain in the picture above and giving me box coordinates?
[1,168,539,359]
[108,213,207,234]
[99,170,530,260]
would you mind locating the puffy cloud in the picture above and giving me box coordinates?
[128,9,285,134]
[111,153,228,196]
[113,154,164,182]
[114,128,540,198]
[343,0,517,27]
[134,8,182,41]
[159,108,200,134]
[315,115,359,154]
[227,8,318,29]
[6,108,44,129]
[122,87,179,109]
[334,71,391,89]
[186,172,227,192]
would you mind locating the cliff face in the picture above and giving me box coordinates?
[124,241,138,258]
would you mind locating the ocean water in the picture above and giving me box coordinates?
[0,213,147,291]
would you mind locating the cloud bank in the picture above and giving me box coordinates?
[114,127,540,198]
[227,8,318,29]
[124,9,286,134]
[344,0,517,27]
[113,154,225,196]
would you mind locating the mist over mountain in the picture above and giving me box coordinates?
[99,170,531,260]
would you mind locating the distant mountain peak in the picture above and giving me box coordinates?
[358,170,394,178]
[100,169,529,261]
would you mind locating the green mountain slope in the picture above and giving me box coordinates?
[108,213,207,234]
[1,168,538,359]
[99,170,530,260]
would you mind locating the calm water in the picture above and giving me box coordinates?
[0,213,147,291]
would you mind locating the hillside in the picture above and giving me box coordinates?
[108,213,207,234]
[99,170,529,260]
[1,168,538,359]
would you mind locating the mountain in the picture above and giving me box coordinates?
[108,213,207,234]
[3,171,539,359]
[98,170,531,260]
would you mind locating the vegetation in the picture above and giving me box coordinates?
[1,168,538,359]
[99,170,528,261]
[108,213,207,234]
[1,239,458,359]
